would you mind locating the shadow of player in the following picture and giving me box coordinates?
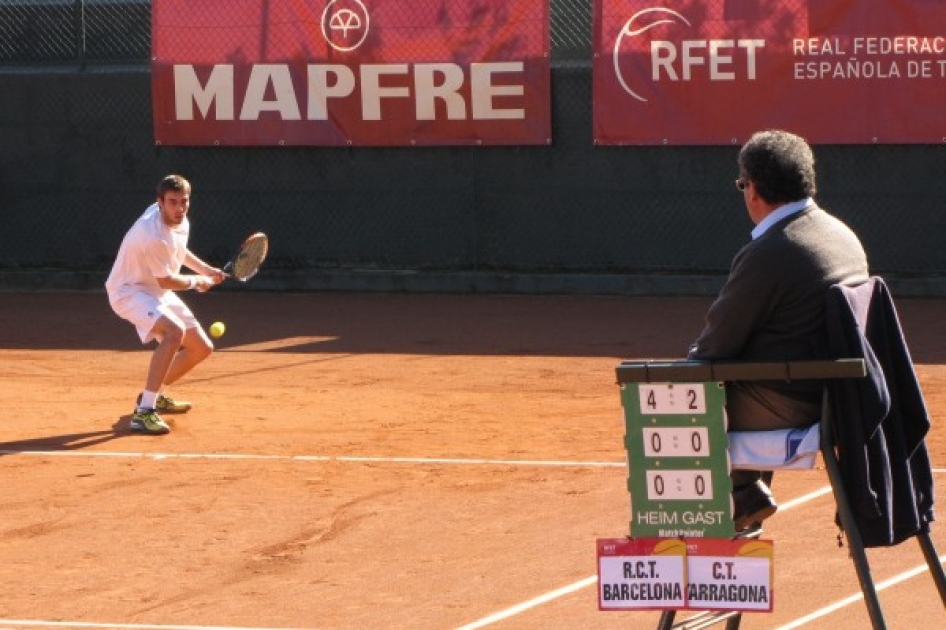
[0,428,131,455]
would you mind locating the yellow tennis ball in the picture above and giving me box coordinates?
[209,321,225,338]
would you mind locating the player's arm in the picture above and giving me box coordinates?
[156,271,212,293]
[183,250,226,288]
[152,251,221,293]
[137,239,202,292]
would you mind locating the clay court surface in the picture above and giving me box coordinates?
[0,290,944,630]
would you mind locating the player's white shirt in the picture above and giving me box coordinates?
[105,202,190,303]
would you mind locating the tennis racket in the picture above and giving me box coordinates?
[223,232,269,282]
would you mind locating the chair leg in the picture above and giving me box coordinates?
[840,523,888,630]
[917,531,946,606]
[820,396,888,630]
[656,610,675,630]
[653,610,742,630]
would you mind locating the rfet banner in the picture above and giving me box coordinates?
[594,0,946,145]
[152,0,550,146]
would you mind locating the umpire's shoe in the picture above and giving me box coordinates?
[733,479,778,531]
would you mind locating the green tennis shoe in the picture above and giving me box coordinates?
[136,393,192,413]
[129,409,171,435]
[156,393,191,413]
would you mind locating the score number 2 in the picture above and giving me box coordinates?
[638,383,706,415]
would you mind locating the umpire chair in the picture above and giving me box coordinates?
[617,277,946,629]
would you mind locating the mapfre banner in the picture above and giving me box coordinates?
[594,1,946,145]
[152,0,550,146]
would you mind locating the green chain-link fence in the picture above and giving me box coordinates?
[1,1,944,292]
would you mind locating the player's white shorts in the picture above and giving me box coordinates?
[109,290,200,344]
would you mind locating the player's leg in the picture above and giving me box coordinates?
[150,292,213,412]
[109,292,181,434]
[145,315,187,393]
[127,314,186,434]
[163,325,213,387]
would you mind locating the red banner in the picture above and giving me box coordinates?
[594,0,946,145]
[152,0,550,146]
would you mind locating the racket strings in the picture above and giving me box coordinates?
[232,234,268,280]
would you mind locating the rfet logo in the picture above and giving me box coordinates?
[612,6,765,102]
[321,0,370,52]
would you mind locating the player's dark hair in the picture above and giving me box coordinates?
[156,174,191,199]
[738,130,816,204]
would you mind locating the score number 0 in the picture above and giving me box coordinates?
[640,428,713,500]
[642,427,710,458]
[645,469,714,501]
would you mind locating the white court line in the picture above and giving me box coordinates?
[3,449,945,475]
[0,622,318,630]
[0,449,624,468]
[779,485,834,509]
[772,555,946,630]
[451,577,599,630]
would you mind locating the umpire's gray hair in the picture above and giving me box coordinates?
[738,130,816,204]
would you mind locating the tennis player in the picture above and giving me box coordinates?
[105,174,226,434]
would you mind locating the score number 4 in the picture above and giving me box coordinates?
[638,383,706,415]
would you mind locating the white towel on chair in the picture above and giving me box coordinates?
[729,424,820,470]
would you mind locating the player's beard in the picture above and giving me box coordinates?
[159,205,186,227]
